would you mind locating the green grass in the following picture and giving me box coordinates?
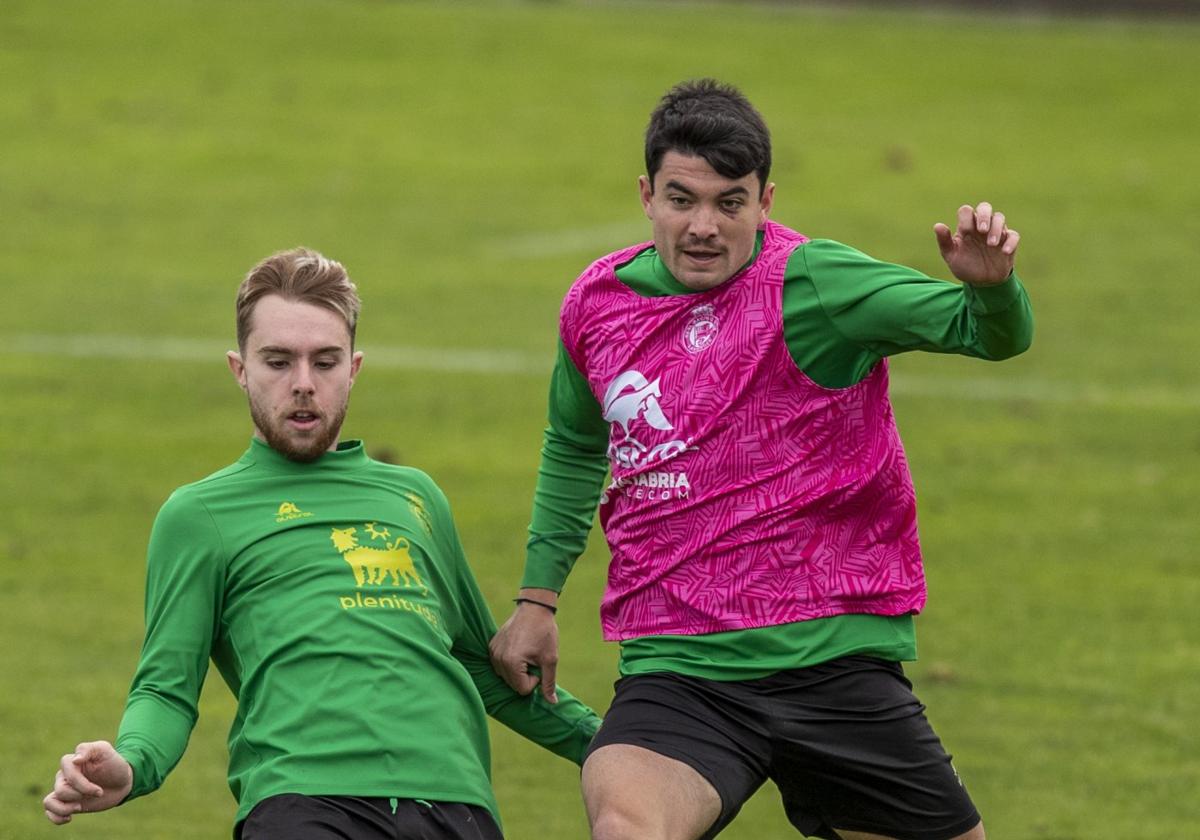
[2,1,1198,838]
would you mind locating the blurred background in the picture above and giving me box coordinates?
[2,1,1197,837]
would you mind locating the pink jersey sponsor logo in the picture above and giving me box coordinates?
[602,369,693,470]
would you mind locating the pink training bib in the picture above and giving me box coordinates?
[561,221,926,641]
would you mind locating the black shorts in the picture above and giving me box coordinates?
[237,794,504,840]
[585,655,980,840]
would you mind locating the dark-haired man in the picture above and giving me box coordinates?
[490,79,1032,840]
[43,248,600,839]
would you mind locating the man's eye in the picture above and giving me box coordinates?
[669,196,690,207]
[721,200,744,212]
[315,360,337,370]
[266,360,288,369]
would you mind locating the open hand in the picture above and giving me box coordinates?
[934,201,1020,286]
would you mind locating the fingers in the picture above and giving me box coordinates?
[44,777,81,817]
[956,204,976,238]
[976,202,1019,255]
[538,655,559,705]
[510,668,541,697]
[489,637,541,696]
[44,790,75,824]
[974,201,995,237]
[933,222,954,256]
[61,751,104,798]
[44,741,132,824]
[959,201,1013,244]
[45,809,73,825]
[986,211,1006,246]
[44,770,81,817]
[958,202,997,239]
[43,743,110,823]
[489,611,558,699]
[954,201,1019,251]
[1000,227,1020,255]
[43,764,96,824]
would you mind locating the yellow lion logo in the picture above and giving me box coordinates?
[330,525,427,592]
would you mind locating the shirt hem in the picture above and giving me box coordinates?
[601,600,925,642]
[234,783,499,824]
[617,638,918,681]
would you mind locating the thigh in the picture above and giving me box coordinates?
[765,657,981,840]
[584,672,772,839]
[238,794,393,840]
[583,744,722,840]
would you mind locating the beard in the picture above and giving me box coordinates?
[248,394,348,463]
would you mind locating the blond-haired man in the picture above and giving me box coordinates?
[44,248,599,839]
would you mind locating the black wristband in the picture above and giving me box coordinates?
[513,596,557,615]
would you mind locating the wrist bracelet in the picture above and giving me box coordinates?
[513,596,557,615]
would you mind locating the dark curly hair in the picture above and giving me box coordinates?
[644,79,772,195]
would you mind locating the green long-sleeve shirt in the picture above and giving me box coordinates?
[116,438,600,827]
[522,236,1033,680]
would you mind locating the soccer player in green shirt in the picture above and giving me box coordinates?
[43,248,600,839]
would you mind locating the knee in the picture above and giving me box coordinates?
[589,807,667,840]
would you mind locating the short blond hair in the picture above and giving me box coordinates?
[236,248,360,350]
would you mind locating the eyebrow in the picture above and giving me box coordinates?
[256,346,346,357]
[663,180,750,199]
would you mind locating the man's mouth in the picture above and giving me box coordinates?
[287,410,321,430]
[682,248,722,265]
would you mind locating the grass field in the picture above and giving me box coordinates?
[2,1,1198,838]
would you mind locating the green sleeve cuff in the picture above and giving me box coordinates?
[965,271,1024,314]
[113,745,151,802]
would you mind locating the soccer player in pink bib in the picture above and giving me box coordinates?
[490,79,1032,840]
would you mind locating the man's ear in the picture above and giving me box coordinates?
[349,351,364,386]
[227,350,248,391]
[759,181,776,224]
[638,175,654,219]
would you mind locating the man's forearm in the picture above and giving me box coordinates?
[521,427,608,592]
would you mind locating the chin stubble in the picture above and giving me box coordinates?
[248,396,348,463]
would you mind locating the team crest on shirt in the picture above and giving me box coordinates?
[682,304,719,353]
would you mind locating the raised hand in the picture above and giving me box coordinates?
[934,201,1020,287]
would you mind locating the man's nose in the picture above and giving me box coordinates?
[688,206,719,240]
[291,365,316,395]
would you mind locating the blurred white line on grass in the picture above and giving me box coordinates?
[9,333,548,375]
[9,333,1199,410]
[488,221,649,258]
[889,375,1200,411]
